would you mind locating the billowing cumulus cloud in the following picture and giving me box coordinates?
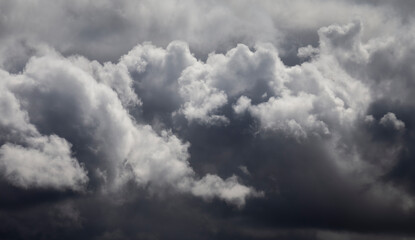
[0,135,88,191]
[380,112,405,131]
[0,70,88,191]
[2,1,415,240]
[0,45,258,207]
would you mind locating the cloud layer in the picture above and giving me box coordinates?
[1,1,415,240]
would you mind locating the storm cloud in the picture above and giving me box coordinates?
[1,0,415,239]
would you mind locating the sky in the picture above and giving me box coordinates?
[1,0,415,239]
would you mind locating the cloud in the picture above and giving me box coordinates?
[2,1,415,239]
[0,136,87,191]
[0,0,406,65]
[190,174,262,207]
[0,69,88,191]
[177,62,229,125]
[380,112,405,131]
[0,44,257,207]
[297,45,320,59]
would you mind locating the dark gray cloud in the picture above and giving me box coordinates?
[1,1,415,240]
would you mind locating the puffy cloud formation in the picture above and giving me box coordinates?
[380,112,405,131]
[0,69,88,191]
[0,135,87,191]
[0,43,257,207]
[178,62,229,125]
[2,1,415,240]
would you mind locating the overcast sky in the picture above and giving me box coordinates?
[1,0,415,239]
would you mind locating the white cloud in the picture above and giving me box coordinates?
[380,112,405,131]
[176,43,286,126]
[0,69,88,191]
[160,24,371,139]
[0,45,257,206]
[0,135,88,191]
[177,62,229,125]
[189,174,262,208]
[297,45,320,59]
[235,93,330,139]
